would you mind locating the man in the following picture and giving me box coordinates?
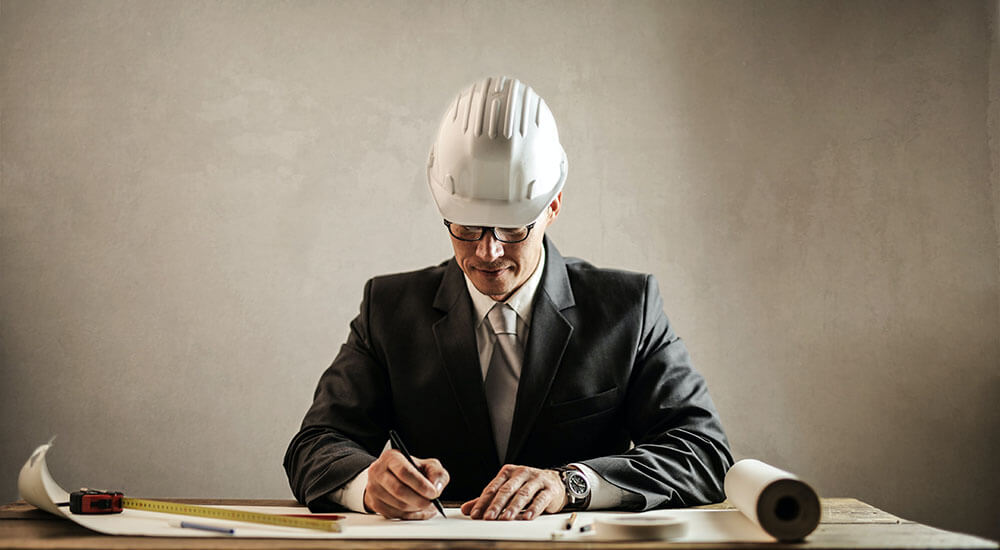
[284,76,732,521]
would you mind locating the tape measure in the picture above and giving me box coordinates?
[69,490,123,514]
[65,491,340,532]
[122,498,341,532]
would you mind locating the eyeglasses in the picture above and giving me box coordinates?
[443,220,535,243]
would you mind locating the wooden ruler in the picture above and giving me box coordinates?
[122,498,341,532]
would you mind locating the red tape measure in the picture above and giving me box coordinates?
[69,490,123,514]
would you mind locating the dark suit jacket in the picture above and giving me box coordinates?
[284,238,733,511]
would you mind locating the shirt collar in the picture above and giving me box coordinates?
[464,244,546,328]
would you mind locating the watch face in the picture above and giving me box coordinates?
[566,472,589,498]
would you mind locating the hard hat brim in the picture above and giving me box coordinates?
[427,159,566,228]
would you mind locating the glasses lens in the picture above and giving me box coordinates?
[494,226,531,243]
[448,224,484,241]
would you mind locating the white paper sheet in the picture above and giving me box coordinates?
[17,441,782,541]
[17,441,69,517]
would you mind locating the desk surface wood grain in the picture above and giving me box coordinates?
[1,498,996,549]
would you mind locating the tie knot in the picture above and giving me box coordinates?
[487,303,518,336]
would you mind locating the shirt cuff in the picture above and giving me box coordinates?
[329,467,370,513]
[571,463,634,510]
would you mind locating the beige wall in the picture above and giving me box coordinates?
[992,1,1000,344]
[2,0,997,541]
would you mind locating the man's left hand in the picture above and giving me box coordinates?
[460,464,567,520]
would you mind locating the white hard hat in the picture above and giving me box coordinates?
[426,76,567,228]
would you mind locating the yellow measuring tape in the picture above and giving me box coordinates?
[122,498,341,532]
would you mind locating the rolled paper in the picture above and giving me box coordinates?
[724,459,821,542]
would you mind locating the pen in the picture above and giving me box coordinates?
[167,519,235,535]
[388,429,447,519]
[563,512,578,530]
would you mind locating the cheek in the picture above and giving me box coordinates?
[451,243,474,264]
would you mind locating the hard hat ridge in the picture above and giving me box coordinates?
[427,76,567,228]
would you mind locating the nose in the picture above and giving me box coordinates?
[475,232,504,262]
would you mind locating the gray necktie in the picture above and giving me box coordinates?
[485,303,522,463]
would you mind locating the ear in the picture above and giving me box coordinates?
[546,192,562,224]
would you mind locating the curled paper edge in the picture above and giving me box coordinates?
[17,440,70,517]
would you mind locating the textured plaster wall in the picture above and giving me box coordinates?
[2,0,997,541]
[992,0,1000,347]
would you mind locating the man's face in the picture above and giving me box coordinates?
[450,195,561,302]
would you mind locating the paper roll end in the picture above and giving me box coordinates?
[756,478,821,542]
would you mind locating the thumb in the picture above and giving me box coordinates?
[417,458,449,495]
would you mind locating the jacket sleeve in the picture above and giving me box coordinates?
[283,279,390,512]
[579,274,733,510]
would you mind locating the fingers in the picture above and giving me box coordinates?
[415,457,450,497]
[502,478,548,520]
[521,492,552,521]
[365,448,450,520]
[388,455,442,500]
[367,497,438,521]
[464,465,565,521]
[526,472,567,519]
[366,470,429,512]
[467,465,514,519]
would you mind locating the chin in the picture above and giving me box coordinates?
[479,285,513,298]
[472,279,513,298]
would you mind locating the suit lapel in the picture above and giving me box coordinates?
[506,238,575,463]
[432,260,501,468]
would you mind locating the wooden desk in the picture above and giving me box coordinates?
[1,498,996,549]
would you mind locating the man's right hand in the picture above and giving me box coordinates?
[363,447,449,520]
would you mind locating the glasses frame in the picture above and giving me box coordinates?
[443,220,536,244]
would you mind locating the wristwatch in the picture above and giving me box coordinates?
[553,466,591,512]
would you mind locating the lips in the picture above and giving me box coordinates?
[473,265,512,277]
